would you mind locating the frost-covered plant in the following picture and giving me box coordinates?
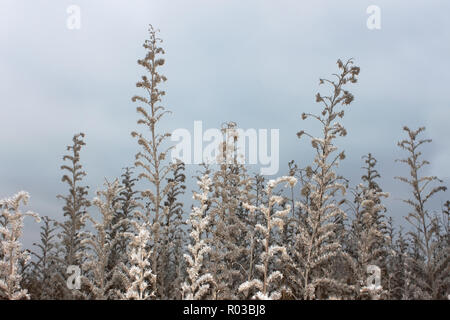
[130,25,174,297]
[108,167,140,272]
[395,126,448,299]
[0,191,40,300]
[81,179,123,299]
[208,122,253,299]
[294,58,360,299]
[162,160,187,299]
[56,133,90,298]
[385,223,411,300]
[29,216,58,299]
[246,175,266,285]
[348,154,389,299]
[433,201,449,298]
[239,177,293,300]
[122,210,157,300]
[182,174,215,300]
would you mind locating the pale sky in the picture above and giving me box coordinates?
[1,0,449,248]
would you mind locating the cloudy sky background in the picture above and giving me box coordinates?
[1,0,449,248]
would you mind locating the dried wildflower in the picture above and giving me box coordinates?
[292,58,360,300]
[0,191,40,300]
[56,133,90,298]
[182,174,215,300]
[131,25,176,297]
[82,179,124,300]
[395,126,448,299]
[239,179,290,300]
[315,93,322,102]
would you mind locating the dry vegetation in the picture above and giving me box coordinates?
[0,26,448,300]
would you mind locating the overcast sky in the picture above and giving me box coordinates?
[1,0,449,248]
